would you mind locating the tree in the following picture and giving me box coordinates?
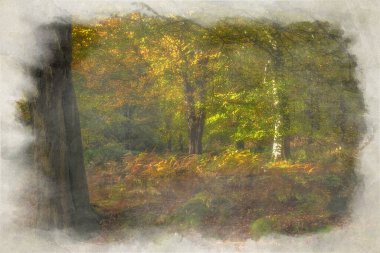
[72,15,167,159]
[139,18,221,154]
[32,21,98,231]
[211,19,292,158]
[68,13,363,165]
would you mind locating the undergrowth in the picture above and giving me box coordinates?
[87,149,356,240]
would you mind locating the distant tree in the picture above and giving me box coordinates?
[139,17,222,154]
[70,14,364,163]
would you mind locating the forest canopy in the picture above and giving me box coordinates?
[57,12,367,238]
[71,13,364,164]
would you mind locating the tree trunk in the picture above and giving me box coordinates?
[124,103,135,150]
[187,110,205,154]
[271,49,290,161]
[183,75,206,155]
[338,95,347,144]
[178,133,184,152]
[32,21,98,232]
[167,136,172,152]
[280,94,291,159]
[195,110,205,154]
[271,93,284,161]
[235,140,245,150]
[271,91,291,161]
[306,85,320,144]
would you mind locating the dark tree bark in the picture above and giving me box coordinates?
[235,140,245,150]
[305,82,320,145]
[183,76,206,155]
[32,21,98,232]
[280,93,291,159]
[187,110,205,154]
[167,136,173,152]
[178,133,184,152]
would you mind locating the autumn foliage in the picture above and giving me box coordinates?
[64,12,365,239]
[87,149,356,239]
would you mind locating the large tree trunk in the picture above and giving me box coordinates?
[187,109,205,154]
[186,97,205,155]
[235,140,245,150]
[183,75,206,155]
[32,21,98,232]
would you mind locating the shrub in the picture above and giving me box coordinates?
[250,217,277,239]
[172,192,211,228]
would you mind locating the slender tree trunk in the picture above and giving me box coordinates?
[306,84,320,144]
[178,133,184,152]
[124,103,135,150]
[280,91,291,159]
[271,78,284,160]
[195,109,205,154]
[188,116,197,154]
[264,57,284,161]
[32,21,98,232]
[270,49,290,161]
[185,80,196,154]
[272,93,291,160]
[338,95,347,144]
[167,135,172,152]
[164,114,173,152]
[194,63,207,155]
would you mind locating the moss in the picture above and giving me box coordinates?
[172,192,211,228]
[314,225,333,234]
[250,217,278,239]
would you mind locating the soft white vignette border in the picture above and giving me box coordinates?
[0,0,379,252]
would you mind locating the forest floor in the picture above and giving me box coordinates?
[86,150,355,240]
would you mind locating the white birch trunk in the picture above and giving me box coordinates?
[271,79,283,161]
[264,59,283,161]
